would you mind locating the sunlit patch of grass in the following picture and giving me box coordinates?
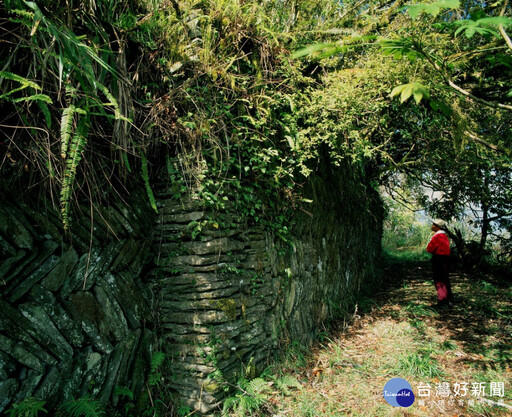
[467,401,512,417]
[381,248,430,263]
[465,368,512,417]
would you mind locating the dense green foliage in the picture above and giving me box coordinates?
[2,0,510,259]
[0,0,372,235]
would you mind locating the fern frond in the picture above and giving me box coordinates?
[37,100,52,129]
[237,394,259,416]
[142,153,158,213]
[0,71,47,103]
[275,375,302,395]
[246,377,269,397]
[11,94,52,103]
[96,82,119,110]
[60,119,88,231]
[60,105,76,159]
[150,351,165,372]
[6,398,47,417]
[0,71,41,90]
[95,82,132,122]
[59,397,106,417]
[121,151,132,174]
[114,385,134,401]
[7,7,34,24]
[221,396,240,416]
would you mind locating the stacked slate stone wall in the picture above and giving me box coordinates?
[274,165,383,347]
[0,159,382,415]
[0,189,153,413]
[152,162,382,414]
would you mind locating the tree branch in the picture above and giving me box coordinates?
[414,42,512,111]
[499,0,512,50]
[465,131,509,154]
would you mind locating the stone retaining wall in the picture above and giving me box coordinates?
[0,189,153,413]
[0,161,382,415]
[152,165,382,414]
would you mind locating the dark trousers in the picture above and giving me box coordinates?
[431,255,452,302]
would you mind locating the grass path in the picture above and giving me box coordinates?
[257,260,512,417]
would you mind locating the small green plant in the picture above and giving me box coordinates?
[59,397,105,417]
[409,318,426,331]
[404,302,436,317]
[141,152,158,213]
[395,350,444,379]
[274,375,302,395]
[440,340,457,351]
[0,71,52,107]
[148,351,166,387]
[6,398,47,417]
[222,377,270,417]
[472,298,501,317]
[283,341,309,369]
[480,280,498,295]
[176,405,193,417]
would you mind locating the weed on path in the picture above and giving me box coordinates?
[225,260,512,416]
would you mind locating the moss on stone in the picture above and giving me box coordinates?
[215,298,237,321]
[203,381,222,393]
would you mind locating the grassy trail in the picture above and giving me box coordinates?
[260,260,512,417]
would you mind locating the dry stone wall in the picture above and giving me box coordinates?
[0,160,382,416]
[0,189,153,414]
[151,164,382,414]
[150,191,278,414]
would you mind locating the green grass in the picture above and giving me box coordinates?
[381,248,431,263]
[394,350,444,379]
[404,302,437,317]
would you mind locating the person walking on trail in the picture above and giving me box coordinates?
[426,219,453,306]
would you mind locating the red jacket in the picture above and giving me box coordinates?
[427,231,450,256]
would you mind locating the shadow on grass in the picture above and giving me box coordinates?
[348,252,512,373]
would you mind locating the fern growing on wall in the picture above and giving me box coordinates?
[6,398,47,417]
[141,152,158,213]
[60,113,89,230]
[148,351,166,387]
[59,397,106,417]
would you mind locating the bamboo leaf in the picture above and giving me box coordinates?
[477,16,512,27]
[390,83,430,104]
[404,0,460,18]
